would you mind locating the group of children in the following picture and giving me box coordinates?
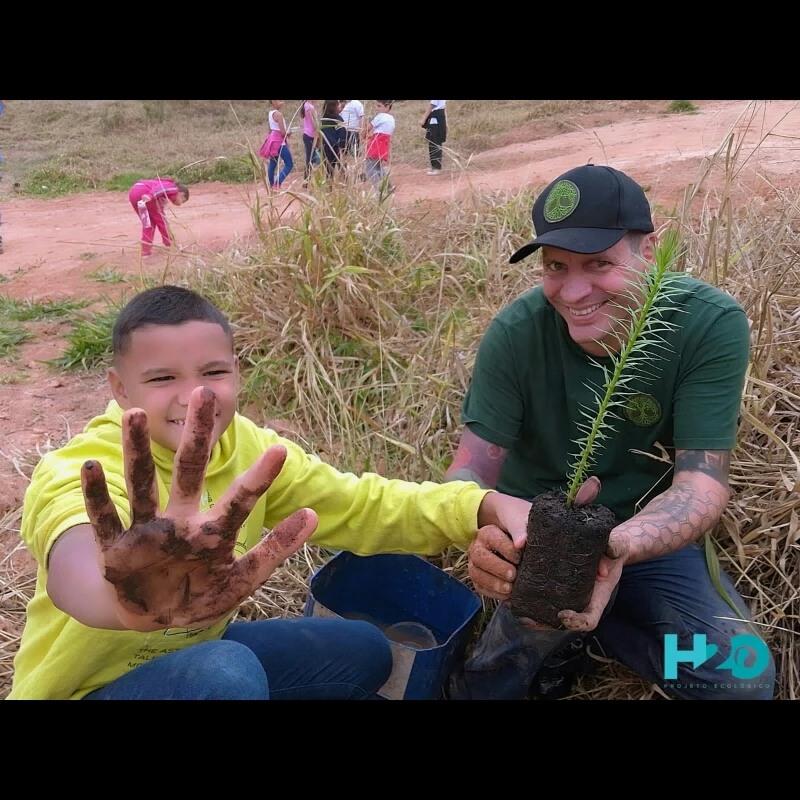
[128,101,396,256]
[129,101,447,257]
[259,99,397,190]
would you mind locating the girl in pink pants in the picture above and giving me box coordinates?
[128,178,189,256]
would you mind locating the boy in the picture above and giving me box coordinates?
[9,285,530,699]
[365,100,395,191]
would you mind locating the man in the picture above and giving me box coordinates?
[446,164,775,700]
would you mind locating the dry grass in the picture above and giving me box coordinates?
[672,109,800,700]
[0,507,34,694]
[1,103,796,700]
[0,100,659,197]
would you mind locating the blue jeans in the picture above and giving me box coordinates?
[83,618,392,700]
[449,543,775,700]
[267,144,293,187]
[365,158,387,185]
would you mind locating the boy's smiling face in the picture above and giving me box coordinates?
[108,320,239,452]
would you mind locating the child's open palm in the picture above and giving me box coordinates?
[80,386,317,632]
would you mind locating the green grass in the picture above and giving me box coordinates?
[0,296,88,321]
[22,164,96,197]
[87,267,127,284]
[49,304,119,371]
[0,321,31,357]
[168,156,258,185]
[667,100,698,114]
[0,295,90,359]
[104,172,150,192]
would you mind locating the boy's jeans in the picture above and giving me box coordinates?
[84,618,392,700]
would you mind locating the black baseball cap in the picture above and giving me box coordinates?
[509,164,654,263]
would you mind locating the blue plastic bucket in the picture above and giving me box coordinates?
[305,552,480,700]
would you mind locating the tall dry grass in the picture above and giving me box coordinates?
[673,112,800,700]
[1,103,796,699]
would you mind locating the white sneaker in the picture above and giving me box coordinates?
[426,169,442,176]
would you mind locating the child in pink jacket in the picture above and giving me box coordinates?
[128,178,189,256]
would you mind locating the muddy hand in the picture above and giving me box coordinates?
[469,493,532,601]
[557,529,629,632]
[468,524,522,601]
[81,385,318,631]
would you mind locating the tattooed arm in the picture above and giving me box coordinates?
[444,428,522,596]
[615,448,731,565]
[559,449,732,632]
[444,426,508,489]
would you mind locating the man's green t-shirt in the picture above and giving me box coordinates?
[462,275,749,521]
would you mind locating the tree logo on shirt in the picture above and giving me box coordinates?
[543,180,580,223]
[624,393,662,426]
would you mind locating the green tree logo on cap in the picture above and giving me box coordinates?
[543,180,580,222]
[624,393,662,427]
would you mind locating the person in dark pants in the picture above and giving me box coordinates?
[422,100,447,175]
[319,100,346,181]
[446,164,775,700]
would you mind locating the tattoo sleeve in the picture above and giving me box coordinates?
[445,428,508,490]
[615,449,731,564]
[673,448,730,487]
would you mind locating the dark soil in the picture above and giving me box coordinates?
[509,491,615,627]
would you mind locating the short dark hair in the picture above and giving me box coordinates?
[113,285,233,357]
[175,181,189,201]
[322,99,340,118]
[626,231,649,254]
[377,100,394,108]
